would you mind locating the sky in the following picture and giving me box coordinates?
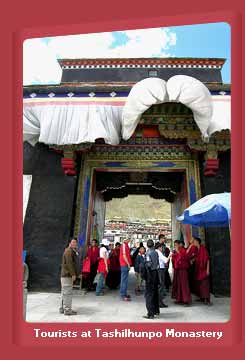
[23,22,230,86]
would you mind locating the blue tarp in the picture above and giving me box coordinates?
[177,193,231,227]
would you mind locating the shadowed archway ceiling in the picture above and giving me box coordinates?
[96,171,184,203]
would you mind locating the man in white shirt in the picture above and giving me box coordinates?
[155,242,171,308]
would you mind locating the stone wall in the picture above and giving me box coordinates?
[199,150,231,296]
[23,143,77,291]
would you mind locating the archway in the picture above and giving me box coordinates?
[74,158,202,248]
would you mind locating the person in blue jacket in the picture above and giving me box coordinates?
[134,246,146,295]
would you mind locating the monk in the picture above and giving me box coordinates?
[171,240,191,305]
[186,237,198,294]
[193,237,211,305]
[87,239,100,290]
[106,242,121,289]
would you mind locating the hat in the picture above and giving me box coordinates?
[101,238,110,246]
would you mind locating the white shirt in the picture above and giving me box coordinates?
[100,247,108,259]
[156,249,169,269]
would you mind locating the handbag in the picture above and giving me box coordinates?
[93,273,100,284]
[82,257,91,273]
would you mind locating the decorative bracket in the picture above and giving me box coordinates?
[203,144,219,176]
[61,148,76,176]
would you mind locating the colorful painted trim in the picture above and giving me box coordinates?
[23,90,231,99]
[59,58,225,70]
[23,96,127,107]
[23,94,231,108]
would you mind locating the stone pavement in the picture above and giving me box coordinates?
[26,270,230,323]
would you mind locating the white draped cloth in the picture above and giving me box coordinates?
[23,102,123,146]
[23,76,230,147]
[207,95,231,135]
[166,75,213,139]
[122,75,230,141]
[121,77,168,140]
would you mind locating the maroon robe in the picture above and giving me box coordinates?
[186,244,198,260]
[172,248,191,304]
[87,246,100,265]
[186,244,198,294]
[195,245,210,301]
[106,248,121,289]
[109,248,120,272]
[86,246,100,289]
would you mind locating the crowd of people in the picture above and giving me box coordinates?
[59,234,211,318]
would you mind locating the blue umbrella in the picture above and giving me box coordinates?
[177,192,231,227]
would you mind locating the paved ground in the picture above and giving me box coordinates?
[26,270,230,323]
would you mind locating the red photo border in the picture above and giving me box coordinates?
[2,0,244,357]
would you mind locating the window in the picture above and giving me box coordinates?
[148,70,158,77]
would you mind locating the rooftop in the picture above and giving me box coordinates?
[58,57,226,69]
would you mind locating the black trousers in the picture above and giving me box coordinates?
[87,262,98,289]
[158,268,166,304]
[164,268,172,290]
[145,270,159,317]
[106,270,121,289]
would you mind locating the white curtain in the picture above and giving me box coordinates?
[122,77,168,140]
[23,104,123,146]
[167,75,213,139]
[23,77,230,146]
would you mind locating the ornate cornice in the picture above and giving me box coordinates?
[58,57,226,70]
[86,144,192,160]
[187,131,230,152]
[23,83,231,96]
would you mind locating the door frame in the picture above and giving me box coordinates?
[74,158,202,246]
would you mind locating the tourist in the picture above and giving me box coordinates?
[96,239,109,296]
[193,237,211,305]
[143,239,160,319]
[155,242,171,308]
[158,234,166,251]
[132,241,144,265]
[179,240,186,248]
[186,237,198,294]
[86,239,100,291]
[130,242,138,257]
[134,245,146,295]
[59,238,79,315]
[159,234,171,292]
[106,242,121,289]
[119,238,132,301]
[108,242,114,256]
[163,239,172,292]
[171,240,191,306]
